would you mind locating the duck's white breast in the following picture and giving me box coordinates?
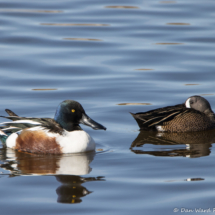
[56,130,96,153]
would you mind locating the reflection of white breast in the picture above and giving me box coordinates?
[3,148,95,176]
[56,154,92,175]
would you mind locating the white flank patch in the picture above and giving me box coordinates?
[6,133,18,148]
[56,154,92,175]
[156,125,165,132]
[56,130,96,153]
[185,98,191,108]
[1,120,41,125]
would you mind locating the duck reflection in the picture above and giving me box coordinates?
[0,148,105,203]
[130,130,215,158]
[56,175,104,204]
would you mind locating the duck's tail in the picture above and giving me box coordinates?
[0,129,8,146]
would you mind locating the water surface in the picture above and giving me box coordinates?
[1,0,215,214]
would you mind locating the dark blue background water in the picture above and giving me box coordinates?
[1,0,215,214]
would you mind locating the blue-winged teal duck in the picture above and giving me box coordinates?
[0,100,106,154]
[131,95,215,132]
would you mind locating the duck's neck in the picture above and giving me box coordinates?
[55,117,82,131]
[204,109,215,121]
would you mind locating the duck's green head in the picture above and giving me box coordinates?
[54,100,106,131]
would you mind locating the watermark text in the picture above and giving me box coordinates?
[173,208,215,213]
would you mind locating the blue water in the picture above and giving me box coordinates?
[1,0,215,214]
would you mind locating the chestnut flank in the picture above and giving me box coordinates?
[16,130,62,154]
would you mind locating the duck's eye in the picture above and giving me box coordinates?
[190,101,194,105]
[71,109,75,113]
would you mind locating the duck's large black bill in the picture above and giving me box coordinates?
[79,113,106,130]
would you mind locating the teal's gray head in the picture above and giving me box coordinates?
[54,100,106,131]
[185,96,213,114]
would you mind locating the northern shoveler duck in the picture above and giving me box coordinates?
[0,100,106,154]
[130,95,215,132]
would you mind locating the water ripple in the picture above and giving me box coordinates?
[41,23,110,27]
[0,9,63,13]
[63,38,102,41]
[105,6,139,9]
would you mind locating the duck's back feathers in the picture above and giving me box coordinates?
[131,104,185,130]
[5,109,18,116]
[0,116,64,135]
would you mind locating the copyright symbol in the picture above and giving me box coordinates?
[173,208,179,212]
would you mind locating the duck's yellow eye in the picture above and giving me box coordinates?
[71,109,75,113]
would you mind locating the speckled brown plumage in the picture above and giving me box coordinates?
[131,96,215,132]
[161,110,215,132]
